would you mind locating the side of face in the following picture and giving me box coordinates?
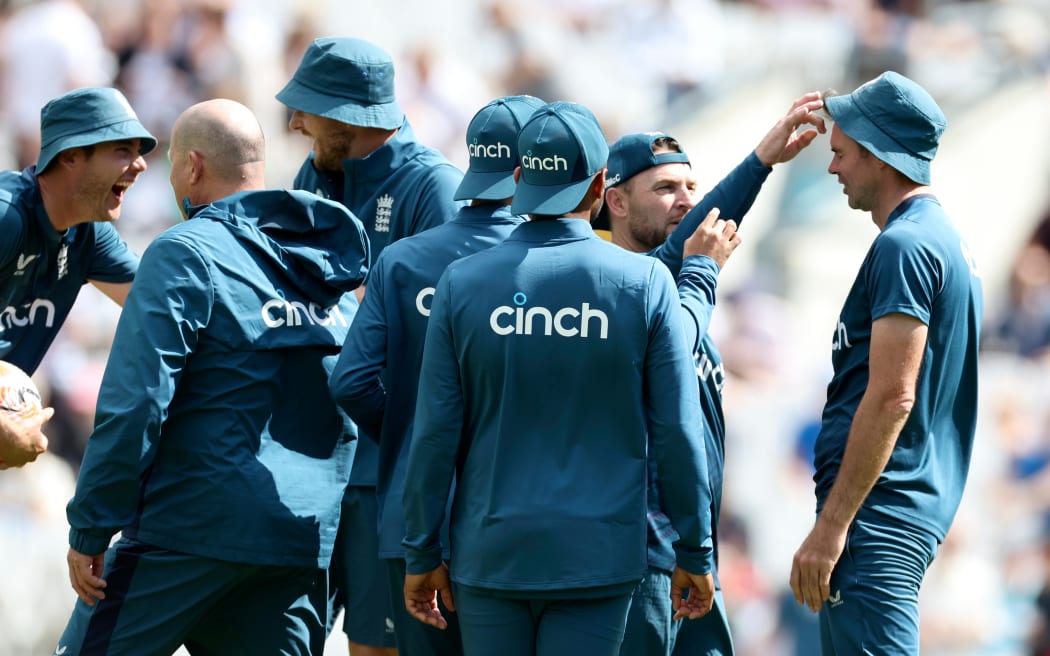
[619,161,697,251]
[827,124,877,212]
[68,138,148,222]
[287,110,360,172]
[168,138,190,219]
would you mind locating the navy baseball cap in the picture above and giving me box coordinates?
[277,37,404,130]
[824,71,946,185]
[605,132,690,190]
[37,87,157,173]
[511,101,609,216]
[454,95,545,201]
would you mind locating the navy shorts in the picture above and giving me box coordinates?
[819,517,938,655]
[453,582,634,656]
[620,566,676,656]
[56,537,327,656]
[328,486,397,647]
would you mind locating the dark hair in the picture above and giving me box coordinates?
[651,136,683,154]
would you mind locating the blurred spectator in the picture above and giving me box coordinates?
[986,206,1050,360]
[0,0,117,169]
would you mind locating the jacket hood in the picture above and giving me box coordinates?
[186,189,370,307]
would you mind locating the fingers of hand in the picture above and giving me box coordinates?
[701,207,721,227]
[439,586,456,612]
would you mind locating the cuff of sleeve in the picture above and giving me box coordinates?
[69,528,113,556]
[404,547,444,575]
[746,150,773,174]
[681,254,720,278]
[674,543,715,577]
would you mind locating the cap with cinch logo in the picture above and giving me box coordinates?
[511,101,609,216]
[455,95,545,201]
[36,87,157,173]
[824,71,946,185]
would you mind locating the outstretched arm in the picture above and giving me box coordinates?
[658,92,825,276]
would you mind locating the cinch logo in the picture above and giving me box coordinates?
[415,287,435,317]
[832,319,852,351]
[261,299,348,328]
[696,351,726,394]
[521,150,568,172]
[469,141,512,160]
[489,292,608,339]
[0,299,56,333]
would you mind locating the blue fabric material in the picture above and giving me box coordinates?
[403,218,713,590]
[293,118,463,486]
[814,194,983,541]
[66,190,369,567]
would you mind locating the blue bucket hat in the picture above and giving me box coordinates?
[605,132,690,190]
[276,37,404,130]
[36,87,157,173]
[511,101,609,216]
[824,71,946,185]
[455,95,546,201]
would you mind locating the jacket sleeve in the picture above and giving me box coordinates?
[643,262,715,576]
[329,251,391,441]
[677,254,721,352]
[654,151,770,277]
[401,268,462,574]
[407,164,463,236]
[67,234,212,555]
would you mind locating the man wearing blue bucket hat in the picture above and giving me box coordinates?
[278,36,463,656]
[330,94,545,656]
[400,101,717,655]
[788,72,983,654]
[0,86,156,469]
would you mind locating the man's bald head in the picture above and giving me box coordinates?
[169,99,266,212]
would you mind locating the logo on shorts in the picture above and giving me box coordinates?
[828,589,843,607]
[385,617,395,633]
[54,646,68,655]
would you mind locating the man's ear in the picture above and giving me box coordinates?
[188,150,204,184]
[604,185,627,218]
[513,166,521,184]
[57,148,82,169]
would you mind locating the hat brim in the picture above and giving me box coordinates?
[37,118,158,173]
[454,170,517,201]
[511,175,595,216]
[825,95,931,185]
[277,79,403,130]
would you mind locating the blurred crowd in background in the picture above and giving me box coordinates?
[0,0,1048,654]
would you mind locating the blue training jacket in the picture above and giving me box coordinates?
[66,190,370,568]
[403,219,714,592]
[330,203,525,559]
[293,118,462,486]
[640,150,770,573]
